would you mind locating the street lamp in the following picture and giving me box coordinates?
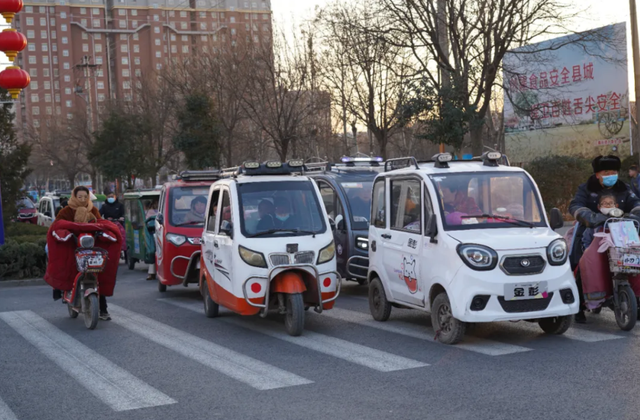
[351,121,358,154]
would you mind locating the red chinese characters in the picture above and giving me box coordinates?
[572,65,581,82]
[539,72,549,89]
[610,92,621,110]
[561,67,570,84]
[597,94,608,112]
[574,98,583,114]
[584,62,594,80]
[550,69,559,86]
[585,96,596,113]
[529,74,537,90]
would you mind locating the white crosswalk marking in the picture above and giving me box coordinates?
[159,298,428,372]
[321,307,533,356]
[0,397,18,420]
[109,304,312,390]
[0,311,176,412]
[512,321,624,342]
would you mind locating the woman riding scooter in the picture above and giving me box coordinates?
[569,155,640,323]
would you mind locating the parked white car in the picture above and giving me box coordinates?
[37,194,61,228]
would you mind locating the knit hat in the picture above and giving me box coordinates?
[592,155,621,173]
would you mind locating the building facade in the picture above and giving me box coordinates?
[13,0,272,134]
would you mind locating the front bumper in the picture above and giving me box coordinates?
[448,264,579,322]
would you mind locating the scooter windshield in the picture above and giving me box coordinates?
[238,180,327,237]
[429,172,547,231]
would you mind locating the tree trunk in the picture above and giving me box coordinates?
[470,124,484,156]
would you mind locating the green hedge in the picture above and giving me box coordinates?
[1,222,48,280]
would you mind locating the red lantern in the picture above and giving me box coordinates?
[0,0,23,24]
[0,66,30,99]
[0,29,26,61]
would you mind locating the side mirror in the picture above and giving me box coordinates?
[335,214,345,231]
[220,220,233,238]
[425,214,438,243]
[549,208,563,230]
[329,217,336,231]
[156,213,164,225]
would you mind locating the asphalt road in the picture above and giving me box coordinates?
[1,261,639,420]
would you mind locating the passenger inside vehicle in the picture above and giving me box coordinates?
[274,196,298,229]
[256,199,277,232]
[183,196,207,224]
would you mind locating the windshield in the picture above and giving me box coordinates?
[238,180,327,237]
[169,186,210,228]
[341,181,373,230]
[17,198,35,209]
[430,172,546,231]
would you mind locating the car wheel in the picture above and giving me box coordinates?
[368,277,391,322]
[431,292,466,345]
[538,315,572,335]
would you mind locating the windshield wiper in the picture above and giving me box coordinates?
[463,214,534,228]
[249,228,318,238]
[174,221,204,227]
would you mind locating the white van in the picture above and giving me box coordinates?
[192,160,341,336]
[367,153,579,344]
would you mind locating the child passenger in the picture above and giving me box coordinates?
[582,191,619,249]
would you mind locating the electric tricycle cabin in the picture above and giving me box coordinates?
[190,160,341,336]
[367,152,579,344]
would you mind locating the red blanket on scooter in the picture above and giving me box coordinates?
[44,220,123,296]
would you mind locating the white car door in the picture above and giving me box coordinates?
[212,186,234,291]
[381,177,424,307]
[202,186,221,286]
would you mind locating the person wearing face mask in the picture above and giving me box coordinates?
[581,192,619,250]
[99,190,125,223]
[273,196,297,229]
[569,155,640,323]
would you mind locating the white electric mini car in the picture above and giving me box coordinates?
[367,152,579,344]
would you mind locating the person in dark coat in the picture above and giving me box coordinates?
[100,190,125,222]
[568,155,640,323]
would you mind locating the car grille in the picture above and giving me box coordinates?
[497,292,554,313]
[270,254,290,266]
[294,251,314,264]
[501,255,546,275]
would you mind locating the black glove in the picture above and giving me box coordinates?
[575,209,608,228]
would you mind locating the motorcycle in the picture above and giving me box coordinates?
[56,231,111,329]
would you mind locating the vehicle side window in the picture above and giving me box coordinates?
[390,179,421,233]
[318,181,343,221]
[219,189,232,231]
[206,189,220,233]
[423,185,435,235]
[124,200,132,221]
[158,188,166,215]
[47,200,53,215]
[371,179,385,228]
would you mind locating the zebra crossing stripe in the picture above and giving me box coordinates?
[159,298,428,372]
[109,304,312,390]
[0,311,176,412]
[321,307,533,356]
[0,396,18,420]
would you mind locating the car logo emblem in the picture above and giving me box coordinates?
[520,259,530,267]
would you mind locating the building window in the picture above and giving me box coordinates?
[28,43,35,51]
[52,44,57,52]
[44,81,50,89]
[154,26,160,33]
[96,56,103,64]
[65,88,71,94]
[65,75,71,82]
[40,30,48,38]
[39,6,45,12]
[67,113,73,120]
[154,39,160,46]
[61,24,67,31]
[211,22,217,29]
[97,69,104,77]
[134,57,140,65]
[25,6,33,12]
[181,35,188,41]
[42,56,49,64]
[62,49,69,56]
[262,13,268,20]
[62,37,68,44]
[54,81,59,89]
[200,22,206,30]
[121,44,128,52]
[169,11,175,17]
[156,51,162,57]
[199,12,205,18]
[63,62,70,69]
[43,69,49,77]
[131,9,137,16]
[66,100,72,107]
[118,9,125,15]
[201,35,207,41]
[92,8,100,15]
[230,16,235,23]
[60,12,67,18]
[122,57,129,65]
[156,63,162,70]
[81,8,86,14]
[202,45,208,52]
[55,94,60,102]
[31,94,39,102]
[95,44,102,52]
[133,33,139,41]
[245,13,249,19]
[26,17,34,25]
[134,44,140,52]
[98,94,105,102]
[154,14,160,21]
[119,20,126,28]
[51,31,56,39]
[170,45,176,53]
[83,44,89,52]
[44,94,51,102]
[182,45,188,53]
[30,81,38,89]
[28,56,36,64]
[131,20,137,28]
[81,19,88,26]
[120,34,127,41]
[231,28,236,35]
[135,69,141,77]
[180,22,187,29]
[40,17,46,25]
[93,19,100,27]
[95,34,102,40]
[170,34,176,41]
[123,81,130,89]
[245,23,249,31]
[29,69,37,77]
[46,106,52,115]
[33,120,40,128]
[124,94,132,101]
[82,32,88,40]
[180,11,187,17]
[96,81,104,89]
[122,69,129,77]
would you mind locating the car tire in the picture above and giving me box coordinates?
[83,294,99,330]
[431,292,466,345]
[615,285,637,331]
[203,279,219,318]
[284,293,304,336]
[538,315,572,335]
[369,277,391,322]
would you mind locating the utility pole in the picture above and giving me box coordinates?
[630,0,640,158]
[437,0,449,154]
[75,55,100,191]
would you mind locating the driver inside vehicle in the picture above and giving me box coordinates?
[183,196,207,224]
[256,199,277,232]
[440,181,481,225]
[274,196,297,229]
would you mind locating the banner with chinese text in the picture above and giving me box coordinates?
[503,23,629,163]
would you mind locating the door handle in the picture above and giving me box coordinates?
[381,234,392,239]
[214,240,219,248]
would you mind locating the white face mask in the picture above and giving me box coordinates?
[600,206,616,215]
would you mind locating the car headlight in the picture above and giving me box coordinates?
[547,238,568,266]
[239,246,267,268]
[355,236,368,251]
[317,241,335,264]
[457,244,498,271]
[166,233,186,246]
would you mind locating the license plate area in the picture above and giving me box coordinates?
[504,281,548,301]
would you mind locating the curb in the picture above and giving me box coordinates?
[0,278,47,288]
